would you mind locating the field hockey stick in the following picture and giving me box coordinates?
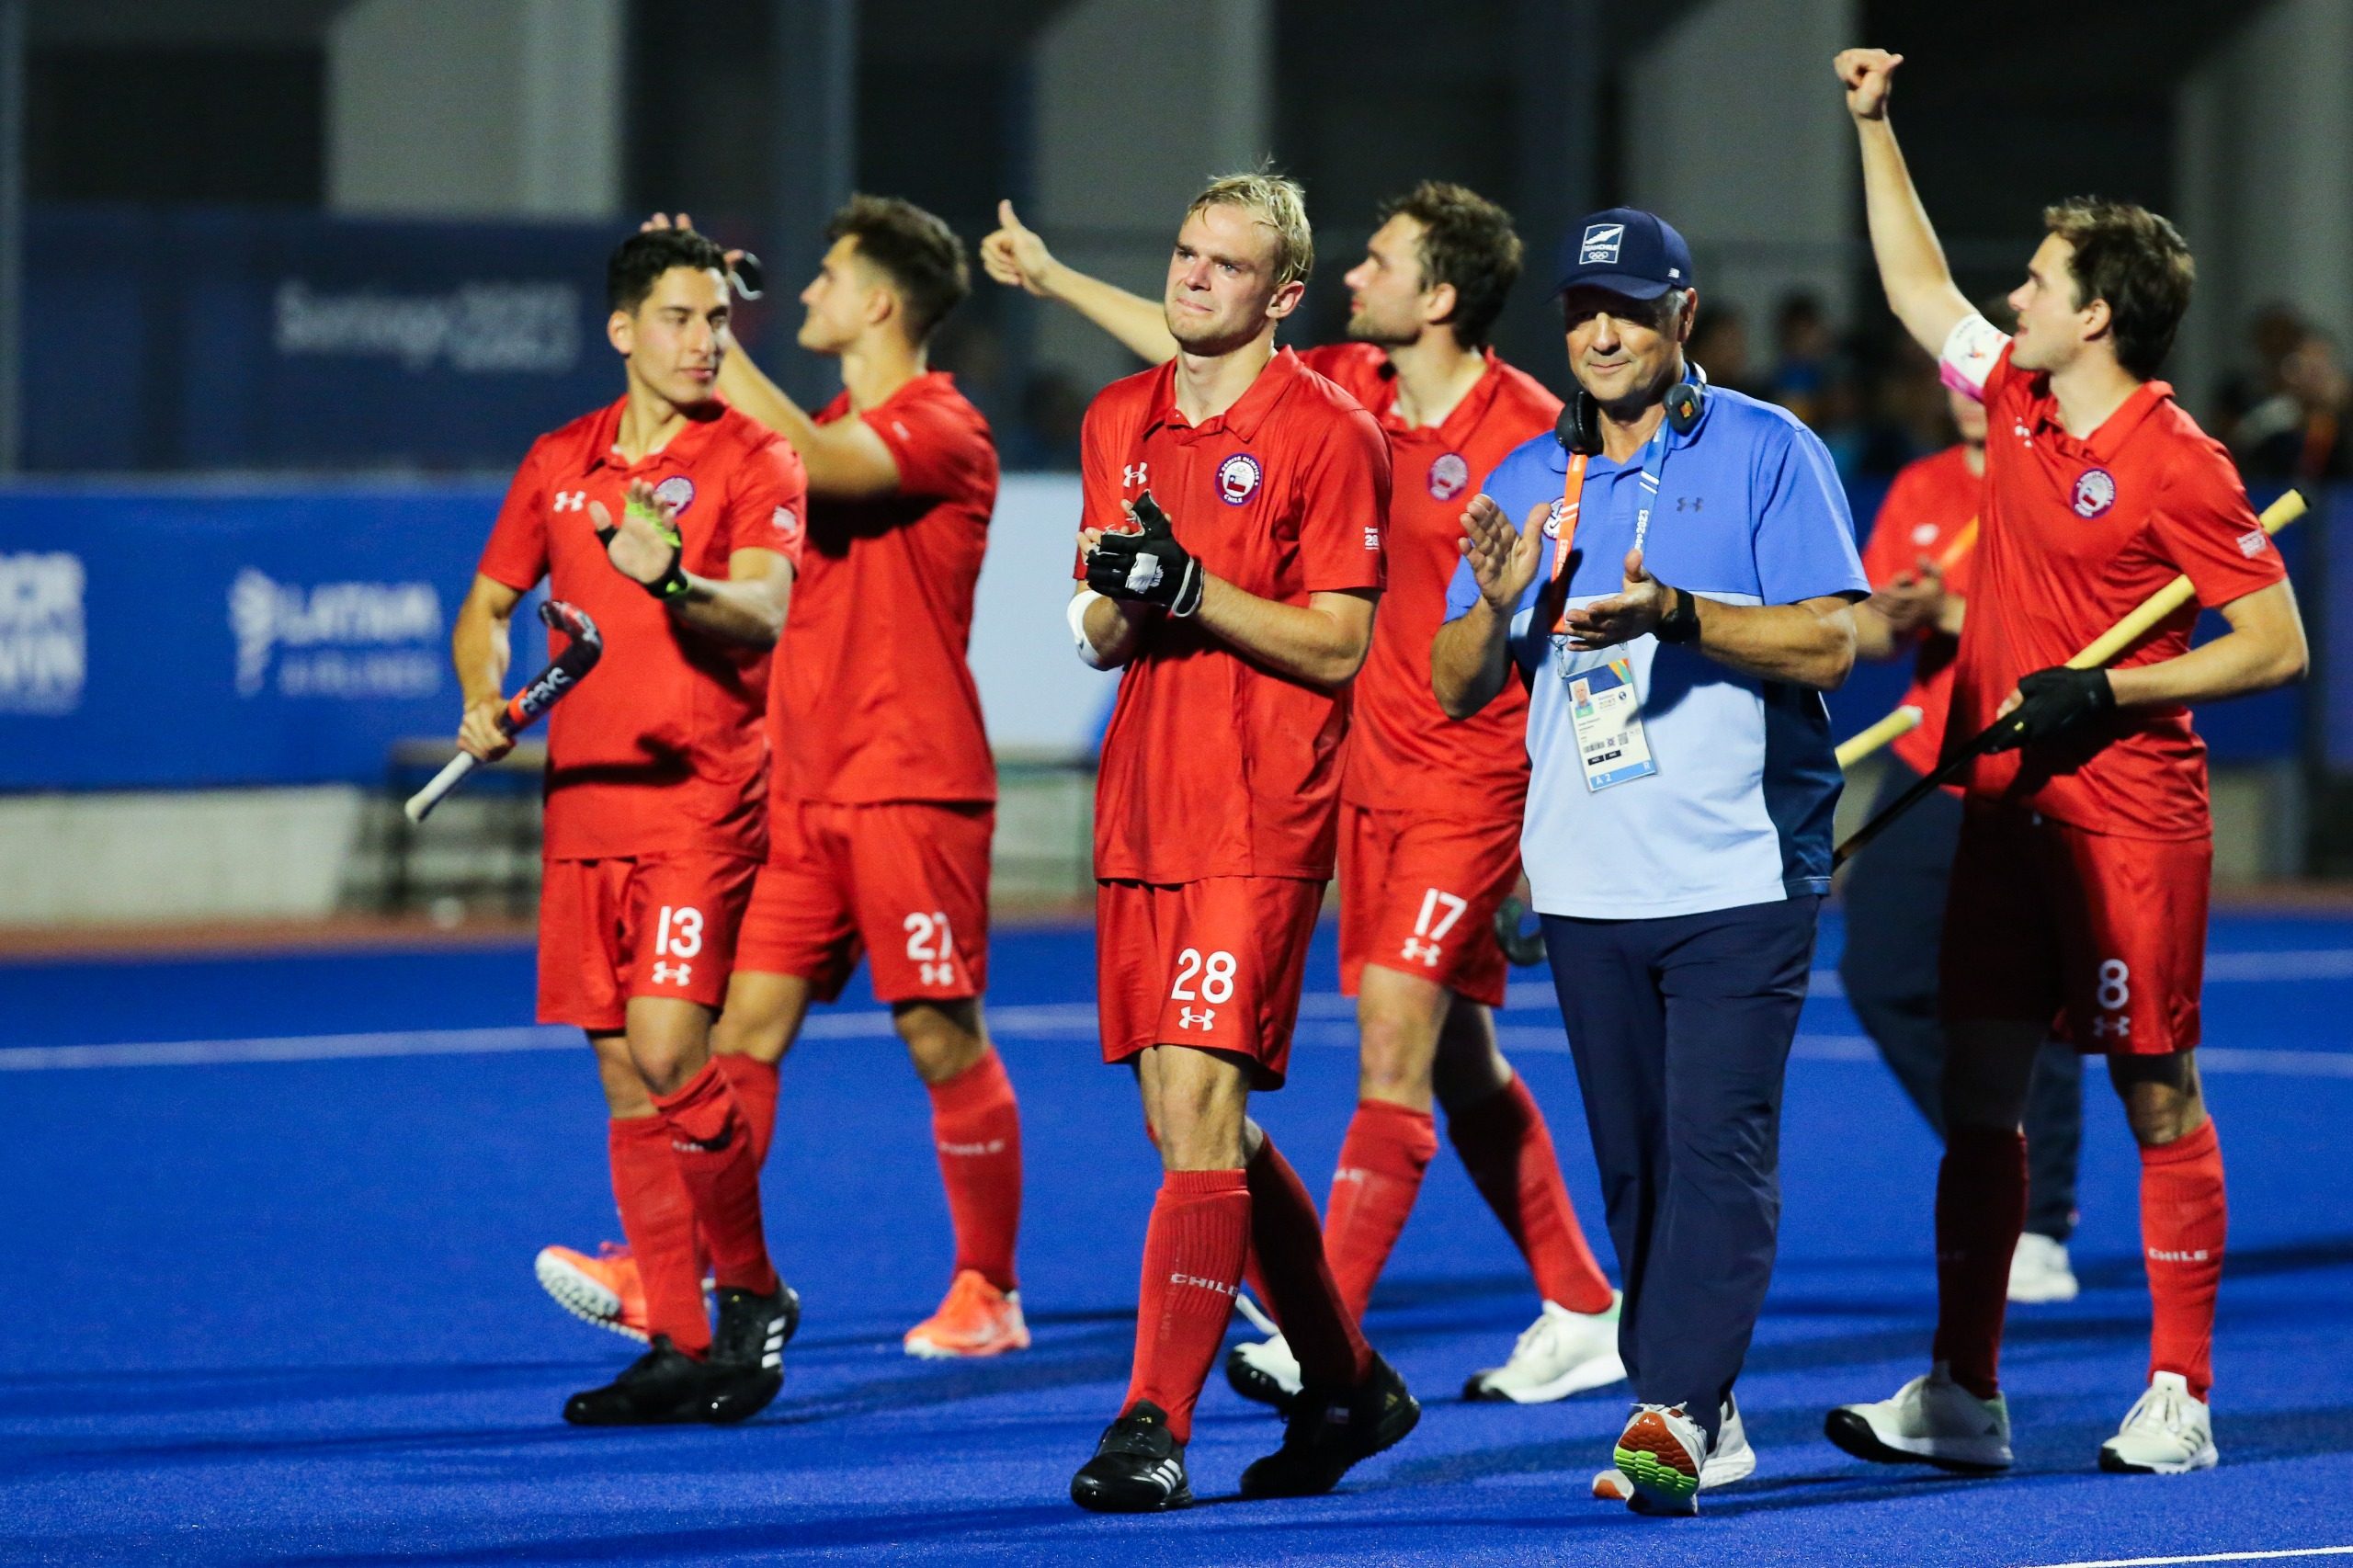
[1833,490,2306,867]
[404,599,604,824]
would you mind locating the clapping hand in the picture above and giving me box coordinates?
[1558,548,1669,650]
[1458,494,1548,618]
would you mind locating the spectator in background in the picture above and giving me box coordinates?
[2234,328,2351,485]
[1688,305,1763,398]
[2211,302,2309,451]
[1770,291,1838,426]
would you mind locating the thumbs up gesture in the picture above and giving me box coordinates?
[1086,491,1204,617]
[981,199,1060,297]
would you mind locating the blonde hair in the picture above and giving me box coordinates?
[1184,169,1313,289]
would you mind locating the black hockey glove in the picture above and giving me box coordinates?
[1983,665,2115,753]
[1087,492,1204,618]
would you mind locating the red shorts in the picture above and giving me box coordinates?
[734,800,993,1004]
[1337,801,1519,1007]
[1939,804,2209,1055]
[1096,876,1324,1088]
[538,853,759,1031]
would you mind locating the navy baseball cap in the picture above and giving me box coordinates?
[1553,208,1696,300]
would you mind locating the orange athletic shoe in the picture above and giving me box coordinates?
[903,1269,1031,1358]
[535,1243,650,1343]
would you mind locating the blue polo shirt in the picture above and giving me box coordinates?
[1444,388,1867,920]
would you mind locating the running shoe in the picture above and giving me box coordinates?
[1825,1363,2013,1472]
[2008,1232,2081,1303]
[1072,1401,1192,1512]
[2097,1373,2218,1474]
[1237,1352,1420,1497]
[904,1269,1031,1359]
[1465,1295,1626,1403]
[1594,1395,1754,1500]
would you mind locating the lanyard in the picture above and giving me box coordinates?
[1548,422,1672,633]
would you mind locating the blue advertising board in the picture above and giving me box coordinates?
[23,204,648,472]
[0,484,517,789]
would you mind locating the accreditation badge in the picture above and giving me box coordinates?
[1567,656,1658,791]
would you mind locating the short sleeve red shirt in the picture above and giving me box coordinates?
[769,372,998,808]
[476,397,808,861]
[1858,444,1980,778]
[1948,344,2287,837]
[1083,347,1392,882]
[1301,343,1560,813]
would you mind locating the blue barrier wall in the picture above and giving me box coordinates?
[25,204,627,472]
[0,485,524,789]
[0,480,2334,793]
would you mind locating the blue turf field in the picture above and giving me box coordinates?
[5,911,2352,1566]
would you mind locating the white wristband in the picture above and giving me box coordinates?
[1068,588,1112,669]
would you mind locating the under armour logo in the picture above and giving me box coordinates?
[552,490,586,512]
[1675,496,1703,512]
[2090,1015,2131,1040]
[920,961,954,986]
[1400,937,1442,967]
[651,960,692,985]
[1124,463,1148,488]
[1178,1006,1216,1030]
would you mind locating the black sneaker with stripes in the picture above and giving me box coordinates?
[702,1281,800,1423]
[1071,1401,1193,1512]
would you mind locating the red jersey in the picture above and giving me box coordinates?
[769,372,998,807]
[1858,443,1980,778]
[1082,347,1391,882]
[1939,330,2287,837]
[479,397,808,861]
[1301,343,1559,811]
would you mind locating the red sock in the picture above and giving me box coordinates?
[608,1116,710,1355]
[1124,1168,1250,1443]
[1447,1076,1615,1314]
[2141,1119,2226,1401]
[712,1053,779,1167]
[1324,1099,1438,1321]
[1933,1126,2026,1400]
[1247,1136,1374,1388]
[926,1049,1023,1291]
[651,1061,779,1296]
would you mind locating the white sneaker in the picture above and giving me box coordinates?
[1825,1363,2013,1472]
[1594,1396,1754,1500]
[1612,1402,1707,1515]
[1465,1295,1628,1403]
[2008,1233,2081,1304]
[2098,1373,2218,1474]
[1223,1333,1303,1412]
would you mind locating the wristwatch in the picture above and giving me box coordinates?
[1654,584,1700,644]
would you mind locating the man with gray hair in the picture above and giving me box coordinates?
[1063,171,1417,1512]
[1434,207,1870,1513]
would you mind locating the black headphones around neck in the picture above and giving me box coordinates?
[1557,360,1709,456]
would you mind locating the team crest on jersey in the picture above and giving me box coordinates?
[1427,452,1470,501]
[1216,452,1263,506]
[1911,521,1938,547]
[771,506,803,547]
[653,475,696,515]
[2072,468,2117,518]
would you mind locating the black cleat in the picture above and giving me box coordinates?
[1071,1401,1193,1513]
[701,1281,800,1423]
[563,1335,735,1426]
[1237,1352,1420,1498]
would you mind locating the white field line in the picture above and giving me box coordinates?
[9,1013,2351,1078]
[5,948,2347,1074]
[2016,1548,2353,1568]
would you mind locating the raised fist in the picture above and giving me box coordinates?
[1835,49,1904,121]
